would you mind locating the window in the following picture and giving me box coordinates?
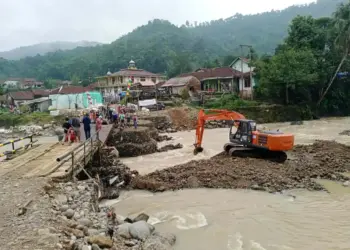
[244,78,251,88]
[151,77,156,83]
[140,77,146,82]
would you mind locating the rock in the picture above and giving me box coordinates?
[343,181,350,187]
[129,221,155,240]
[56,194,68,204]
[64,227,85,238]
[60,205,69,212]
[77,185,86,191]
[153,232,176,246]
[82,246,91,250]
[88,228,99,236]
[142,232,176,249]
[133,213,149,223]
[124,240,137,247]
[37,228,50,235]
[87,235,113,248]
[116,223,132,239]
[63,209,75,219]
[91,244,101,250]
[78,218,93,227]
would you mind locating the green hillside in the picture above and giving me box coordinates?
[0,0,345,81]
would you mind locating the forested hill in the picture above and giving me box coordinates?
[0,41,101,60]
[0,0,345,81]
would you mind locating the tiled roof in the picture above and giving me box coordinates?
[32,89,50,97]
[50,86,93,95]
[179,67,242,81]
[163,76,200,88]
[110,69,164,77]
[8,91,34,100]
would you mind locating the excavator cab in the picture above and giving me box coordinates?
[229,120,256,144]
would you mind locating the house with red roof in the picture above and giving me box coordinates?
[95,60,166,97]
[164,57,257,99]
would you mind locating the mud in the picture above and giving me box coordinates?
[132,140,350,193]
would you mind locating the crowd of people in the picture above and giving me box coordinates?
[62,105,138,144]
[107,105,138,130]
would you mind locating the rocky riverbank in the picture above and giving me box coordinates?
[132,140,350,193]
[45,180,176,250]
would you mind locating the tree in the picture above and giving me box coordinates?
[317,2,350,105]
[257,48,318,104]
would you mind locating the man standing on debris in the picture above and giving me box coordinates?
[133,113,138,129]
[106,208,117,239]
[62,117,72,144]
[82,113,91,140]
[71,116,81,142]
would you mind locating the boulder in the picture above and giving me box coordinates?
[142,232,176,250]
[133,213,149,223]
[63,209,75,219]
[115,223,132,239]
[78,218,93,227]
[129,221,155,240]
[87,235,113,248]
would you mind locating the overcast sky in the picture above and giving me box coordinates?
[0,0,315,51]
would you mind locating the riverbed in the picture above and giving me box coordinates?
[108,118,350,250]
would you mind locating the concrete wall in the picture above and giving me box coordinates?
[49,91,103,110]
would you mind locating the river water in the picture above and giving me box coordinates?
[103,117,350,250]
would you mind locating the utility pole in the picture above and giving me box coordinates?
[239,44,253,100]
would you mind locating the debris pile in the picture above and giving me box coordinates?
[107,127,158,157]
[85,147,138,200]
[133,140,350,193]
[44,180,176,250]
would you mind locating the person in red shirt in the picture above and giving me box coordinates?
[96,115,103,131]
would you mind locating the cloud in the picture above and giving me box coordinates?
[0,0,315,51]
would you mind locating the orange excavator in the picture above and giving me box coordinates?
[193,109,294,163]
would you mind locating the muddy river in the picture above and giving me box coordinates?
[109,117,350,250]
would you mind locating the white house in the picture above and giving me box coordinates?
[229,57,257,99]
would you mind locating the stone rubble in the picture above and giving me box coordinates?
[44,180,176,250]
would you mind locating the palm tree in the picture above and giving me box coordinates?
[317,2,350,106]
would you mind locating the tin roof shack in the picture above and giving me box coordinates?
[163,76,201,96]
[20,97,51,112]
[7,91,34,106]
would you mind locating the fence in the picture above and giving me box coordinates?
[0,135,37,157]
[55,130,101,180]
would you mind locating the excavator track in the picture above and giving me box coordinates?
[224,144,287,163]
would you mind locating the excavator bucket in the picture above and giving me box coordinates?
[193,146,204,155]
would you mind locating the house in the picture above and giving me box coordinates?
[1,78,21,89]
[20,97,51,112]
[49,86,103,110]
[162,76,201,95]
[7,91,34,106]
[95,60,166,97]
[229,57,257,98]
[22,78,44,89]
[178,67,244,94]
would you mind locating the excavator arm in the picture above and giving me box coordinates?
[194,109,246,154]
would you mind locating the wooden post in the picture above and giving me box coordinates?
[90,137,93,168]
[71,152,75,181]
[83,142,86,167]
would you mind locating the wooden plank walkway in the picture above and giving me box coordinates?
[0,125,113,179]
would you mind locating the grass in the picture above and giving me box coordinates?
[0,111,64,128]
[203,94,260,110]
